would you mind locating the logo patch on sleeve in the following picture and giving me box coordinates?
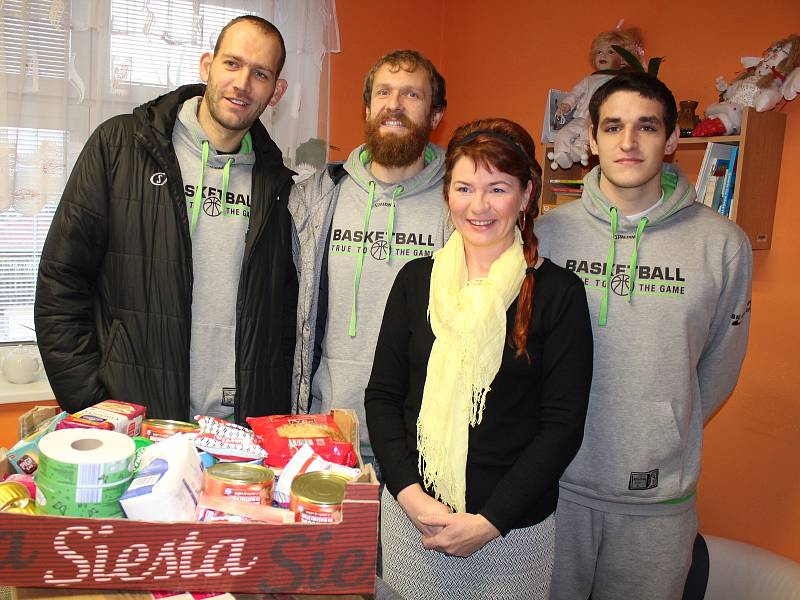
[629,469,659,490]
[731,299,752,326]
[222,388,237,407]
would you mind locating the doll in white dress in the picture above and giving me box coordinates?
[548,27,644,170]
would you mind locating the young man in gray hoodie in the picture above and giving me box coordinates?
[537,73,752,600]
[289,50,450,465]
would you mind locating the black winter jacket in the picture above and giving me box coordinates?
[34,84,298,424]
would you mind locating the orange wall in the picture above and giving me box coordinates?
[331,0,800,561]
[328,0,446,161]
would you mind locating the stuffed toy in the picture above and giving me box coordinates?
[693,35,800,136]
[547,25,644,170]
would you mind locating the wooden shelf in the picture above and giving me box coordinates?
[677,134,741,145]
[539,108,786,250]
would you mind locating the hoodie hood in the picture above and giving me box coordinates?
[174,96,256,167]
[579,163,696,326]
[173,96,255,237]
[340,142,446,337]
[343,143,446,197]
[581,163,696,229]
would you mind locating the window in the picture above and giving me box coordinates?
[109,0,246,91]
[0,0,69,79]
[0,1,240,344]
[0,128,66,342]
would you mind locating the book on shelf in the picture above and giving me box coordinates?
[541,89,575,143]
[695,142,738,203]
[550,185,583,194]
[703,159,729,212]
[718,146,739,218]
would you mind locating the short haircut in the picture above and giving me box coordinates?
[214,15,286,77]
[362,49,447,114]
[589,72,678,137]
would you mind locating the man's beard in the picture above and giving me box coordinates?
[364,111,432,168]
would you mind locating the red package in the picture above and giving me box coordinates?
[246,414,358,468]
[55,399,146,436]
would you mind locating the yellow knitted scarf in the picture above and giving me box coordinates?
[417,229,526,512]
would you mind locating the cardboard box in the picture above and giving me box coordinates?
[0,410,379,596]
[11,588,369,599]
[18,406,59,439]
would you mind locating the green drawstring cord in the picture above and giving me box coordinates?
[595,169,677,325]
[190,141,210,236]
[220,157,232,216]
[599,208,649,326]
[627,217,649,303]
[386,185,403,259]
[349,181,377,337]
[599,207,618,327]
[189,140,236,237]
[348,182,404,337]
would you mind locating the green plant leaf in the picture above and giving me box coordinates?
[611,44,644,72]
[647,57,664,76]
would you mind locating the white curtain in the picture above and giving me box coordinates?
[0,0,340,343]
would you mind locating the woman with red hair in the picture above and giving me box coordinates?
[365,118,593,599]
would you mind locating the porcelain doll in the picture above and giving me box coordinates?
[547,26,644,170]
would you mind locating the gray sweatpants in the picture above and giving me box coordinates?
[549,496,697,600]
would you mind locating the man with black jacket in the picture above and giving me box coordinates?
[34,15,298,424]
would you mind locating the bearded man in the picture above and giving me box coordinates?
[289,50,449,466]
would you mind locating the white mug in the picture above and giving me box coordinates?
[1,346,44,384]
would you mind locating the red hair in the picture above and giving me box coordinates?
[443,118,543,361]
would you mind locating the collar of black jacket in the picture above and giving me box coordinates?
[133,83,294,181]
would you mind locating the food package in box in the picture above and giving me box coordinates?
[120,435,203,521]
[247,413,358,467]
[56,400,146,436]
[7,411,68,474]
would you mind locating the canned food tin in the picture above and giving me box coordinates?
[140,419,199,442]
[290,472,348,524]
[204,463,274,504]
[0,481,36,514]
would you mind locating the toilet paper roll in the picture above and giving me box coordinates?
[35,429,135,518]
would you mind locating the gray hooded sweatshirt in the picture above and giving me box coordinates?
[290,143,449,458]
[173,97,255,418]
[536,164,752,515]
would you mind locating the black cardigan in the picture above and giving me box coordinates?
[365,257,593,535]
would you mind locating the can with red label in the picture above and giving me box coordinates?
[289,472,348,524]
[204,463,274,504]
[140,419,199,442]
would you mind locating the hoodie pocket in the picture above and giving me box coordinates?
[565,397,686,501]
